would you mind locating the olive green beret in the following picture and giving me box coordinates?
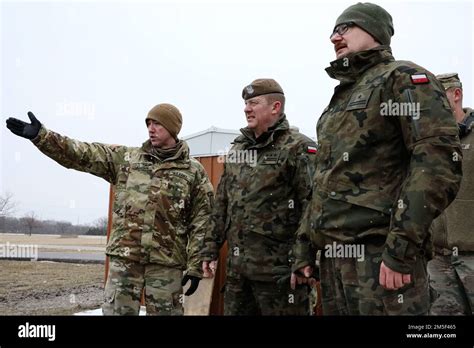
[436,72,463,90]
[242,78,284,100]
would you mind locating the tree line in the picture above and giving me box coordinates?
[0,192,107,236]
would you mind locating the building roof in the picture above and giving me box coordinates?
[182,126,241,157]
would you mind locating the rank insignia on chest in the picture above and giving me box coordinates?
[410,73,429,84]
[261,152,280,165]
[346,89,373,111]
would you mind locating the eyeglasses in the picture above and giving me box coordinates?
[330,22,354,39]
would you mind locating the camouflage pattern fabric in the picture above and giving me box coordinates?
[320,236,433,315]
[428,109,474,315]
[32,126,214,278]
[223,275,309,315]
[319,249,359,315]
[200,114,316,314]
[201,115,316,279]
[295,46,462,315]
[296,46,462,271]
[103,256,183,315]
[431,109,474,255]
[451,255,474,314]
[428,254,474,315]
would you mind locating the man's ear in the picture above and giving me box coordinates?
[272,101,282,115]
[454,88,463,103]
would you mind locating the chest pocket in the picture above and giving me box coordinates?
[126,162,153,191]
[122,162,154,218]
[153,171,193,225]
[345,88,374,111]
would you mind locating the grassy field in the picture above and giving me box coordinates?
[0,233,105,315]
[0,260,104,315]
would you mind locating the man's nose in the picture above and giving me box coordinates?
[244,104,252,113]
[330,33,342,44]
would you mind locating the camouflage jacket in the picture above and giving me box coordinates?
[200,115,317,281]
[431,108,474,254]
[294,47,462,274]
[32,126,214,277]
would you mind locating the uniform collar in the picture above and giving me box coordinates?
[325,46,394,83]
[459,107,474,138]
[141,139,190,163]
[236,114,289,148]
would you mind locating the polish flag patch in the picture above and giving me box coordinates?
[307,146,317,154]
[410,73,429,84]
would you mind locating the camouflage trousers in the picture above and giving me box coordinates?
[319,237,433,315]
[428,253,474,315]
[102,256,183,315]
[224,275,309,315]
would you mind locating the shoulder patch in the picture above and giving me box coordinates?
[410,73,429,84]
[307,145,317,154]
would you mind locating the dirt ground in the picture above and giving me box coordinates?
[0,260,104,315]
[0,233,213,315]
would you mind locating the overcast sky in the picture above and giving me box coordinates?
[1,0,473,225]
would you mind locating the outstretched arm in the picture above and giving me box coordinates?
[6,111,125,184]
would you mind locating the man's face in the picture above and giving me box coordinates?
[330,24,379,59]
[146,120,175,148]
[244,96,278,135]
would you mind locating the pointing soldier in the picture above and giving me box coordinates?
[200,79,317,315]
[5,104,214,315]
[292,3,462,315]
[429,73,474,315]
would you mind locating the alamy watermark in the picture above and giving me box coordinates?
[380,100,420,120]
[0,242,38,260]
[56,100,96,120]
[324,242,365,262]
[18,322,55,341]
[217,146,257,167]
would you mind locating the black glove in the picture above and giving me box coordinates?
[6,111,42,140]
[272,265,292,288]
[181,274,201,296]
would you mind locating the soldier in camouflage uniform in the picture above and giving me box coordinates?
[200,79,317,315]
[5,104,214,315]
[429,73,474,315]
[292,3,463,315]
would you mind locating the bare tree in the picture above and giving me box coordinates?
[21,211,41,236]
[0,192,16,217]
[95,216,108,235]
[56,221,72,235]
[0,192,17,232]
[87,216,108,236]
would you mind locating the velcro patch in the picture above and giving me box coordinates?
[262,152,280,164]
[411,73,429,84]
[307,146,317,154]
